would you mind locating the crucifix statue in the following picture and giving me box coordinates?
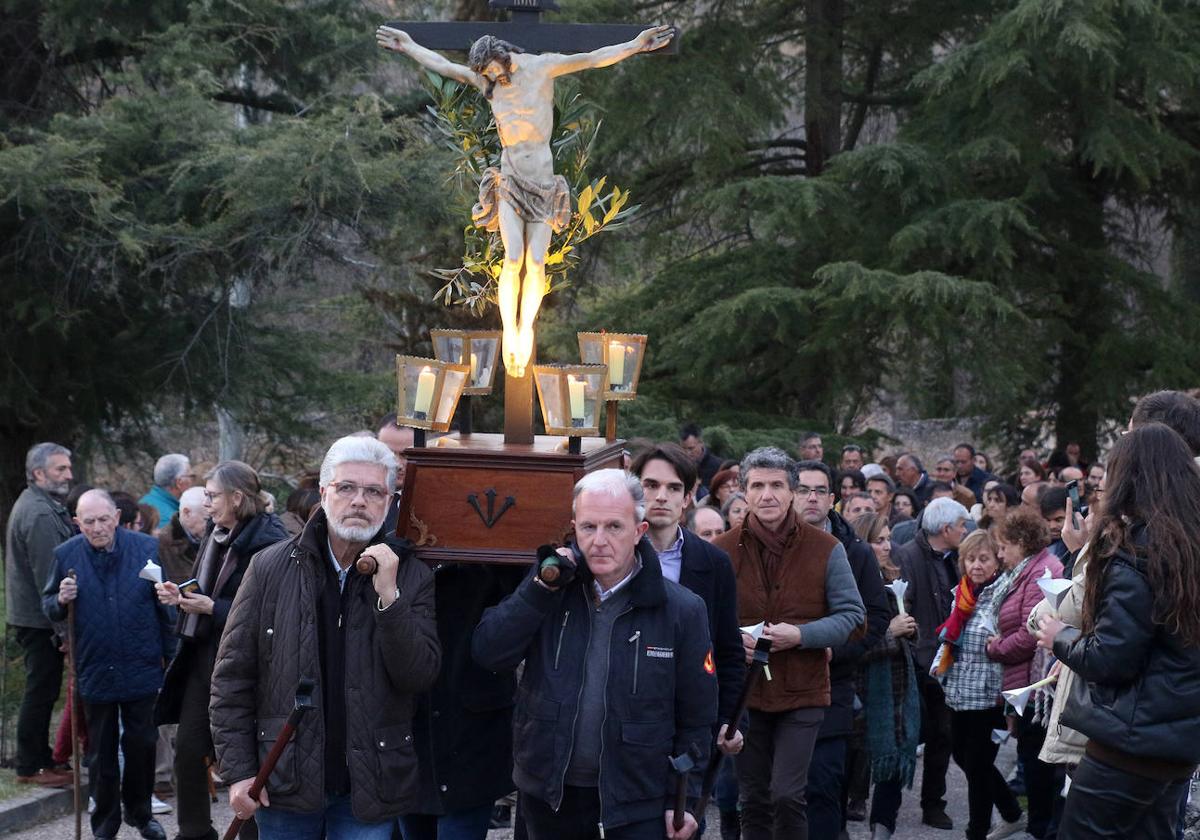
[376,0,675,380]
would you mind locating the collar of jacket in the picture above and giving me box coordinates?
[229,512,290,557]
[295,508,413,567]
[27,482,68,514]
[572,536,667,608]
[826,510,857,549]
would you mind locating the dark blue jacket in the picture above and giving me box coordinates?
[472,541,717,832]
[44,528,176,703]
[961,466,996,503]
[678,528,744,725]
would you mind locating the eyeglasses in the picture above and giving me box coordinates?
[796,485,830,497]
[330,482,389,503]
[203,491,224,503]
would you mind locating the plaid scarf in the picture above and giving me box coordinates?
[932,575,980,676]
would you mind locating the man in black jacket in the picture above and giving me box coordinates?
[631,444,746,838]
[893,496,970,831]
[792,460,890,839]
[473,469,717,840]
[680,423,725,489]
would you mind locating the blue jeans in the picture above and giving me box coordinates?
[397,803,494,840]
[256,793,394,840]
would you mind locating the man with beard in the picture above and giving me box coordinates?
[211,436,441,839]
[5,442,75,787]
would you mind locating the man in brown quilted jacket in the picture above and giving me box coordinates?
[210,436,441,839]
[712,447,864,840]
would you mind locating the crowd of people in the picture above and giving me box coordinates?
[5,390,1200,840]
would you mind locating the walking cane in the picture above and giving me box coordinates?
[692,636,773,820]
[221,678,316,840]
[66,569,82,840]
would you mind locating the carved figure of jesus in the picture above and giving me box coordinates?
[377,23,674,378]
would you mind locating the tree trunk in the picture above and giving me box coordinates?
[804,0,844,175]
[216,405,245,462]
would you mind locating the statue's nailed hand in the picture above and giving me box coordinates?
[636,25,674,53]
[376,25,413,53]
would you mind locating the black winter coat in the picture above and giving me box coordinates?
[894,530,958,674]
[678,529,745,725]
[472,541,718,832]
[408,563,527,815]
[821,512,890,738]
[210,510,441,822]
[1055,544,1200,765]
[156,513,289,725]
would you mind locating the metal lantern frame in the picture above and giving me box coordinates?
[532,363,607,438]
[395,355,471,433]
[430,329,504,396]
[577,332,648,400]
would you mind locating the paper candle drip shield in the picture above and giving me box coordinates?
[1037,567,1073,611]
[139,559,164,585]
[886,579,909,616]
[1002,673,1057,717]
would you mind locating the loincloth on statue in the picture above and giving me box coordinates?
[472,167,571,234]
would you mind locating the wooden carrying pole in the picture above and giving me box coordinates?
[66,569,81,840]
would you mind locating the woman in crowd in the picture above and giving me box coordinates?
[980,483,1021,530]
[1017,457,1047,488]
[706,467,739,509]
[892,487,919,520]
[154,461,288,840]
[838,469,867,510]
[848,512,919,840]
[938,529,1025,840]
[933,456,957,482]
[986,510,1062,838]
[721,491,749,531]
[280,486,320,537]
[1037,423,1200,838]
[974,451,994,474]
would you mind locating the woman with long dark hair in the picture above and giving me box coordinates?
[1037,423,1200,838]
[154,461,288,840]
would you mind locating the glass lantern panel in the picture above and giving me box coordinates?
[471,339,498,389]
[435,369,468,424]
[402,363,438,420]
[434,334,465,366]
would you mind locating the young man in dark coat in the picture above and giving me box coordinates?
[44,489,176,840]
[892,496,970,831]
[792,460,890,838]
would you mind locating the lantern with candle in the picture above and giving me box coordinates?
[396,355,471,446]
[532,364,606,453]
[577,332,648,441]
[430,329,502,435]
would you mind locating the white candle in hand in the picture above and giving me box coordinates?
[414,366,435,417]
[568,375,586,423]
[608,341,625,386]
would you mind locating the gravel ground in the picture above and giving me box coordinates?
[4,744,1014,839]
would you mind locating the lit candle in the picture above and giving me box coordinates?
[568,375,586,425]
[413,366,435,418]
[470,352,480,385]
[608,341,625,387]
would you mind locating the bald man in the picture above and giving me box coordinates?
[44,489,176,840]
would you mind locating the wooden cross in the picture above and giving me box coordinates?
[387,0,681,55]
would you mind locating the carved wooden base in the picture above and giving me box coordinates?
[396,433,624,565]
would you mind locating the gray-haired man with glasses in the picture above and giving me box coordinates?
[211,435,441,839]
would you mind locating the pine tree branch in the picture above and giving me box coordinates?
[214,88,306,115]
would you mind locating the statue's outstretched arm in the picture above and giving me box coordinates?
[376,26,479,88]
[543,25,673,78]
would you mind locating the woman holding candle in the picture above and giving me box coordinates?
[1037,423,1200,839]
[986,511,1062,839]
[938,529,1025,840]
[154,461,288,840]
[845,512,919,839]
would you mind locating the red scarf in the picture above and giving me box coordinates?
[932,575,980,676]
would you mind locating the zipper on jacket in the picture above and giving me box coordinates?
[554,610,570,670]
[629,630,641,694]
[595,603,634,838]
[555,590,592,812]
